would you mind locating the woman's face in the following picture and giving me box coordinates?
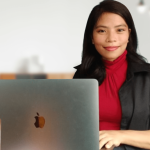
[92,12,131,61]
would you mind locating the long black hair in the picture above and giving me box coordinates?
[78,0,148,85]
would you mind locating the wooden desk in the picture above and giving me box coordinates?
[0,73,74,79]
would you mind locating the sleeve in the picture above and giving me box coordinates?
[123,145,146,150]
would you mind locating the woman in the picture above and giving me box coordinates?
[73,0,150,150]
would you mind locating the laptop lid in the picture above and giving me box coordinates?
[0,79,99,150]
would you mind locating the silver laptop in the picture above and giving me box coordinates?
[0,79,99,150]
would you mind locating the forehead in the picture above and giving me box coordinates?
[96,12,127,27]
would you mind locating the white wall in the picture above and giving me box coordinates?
[0,0,150,73]
[119,0,150,60]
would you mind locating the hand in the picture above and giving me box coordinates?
[101,145,115,150]
[99,130,123,149]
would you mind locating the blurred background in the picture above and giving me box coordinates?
[0,0,150,79]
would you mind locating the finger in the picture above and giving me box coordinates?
[105,140,113,149]
[99,134,105,141]
[99,130,106,133]
[99,131,102,135]
[109,145,115,150]
[99,142,105,150]
[99,132,107,141]
[99,137,112,149]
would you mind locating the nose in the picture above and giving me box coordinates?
[106,31,117,42]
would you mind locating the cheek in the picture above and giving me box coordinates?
[119,34,129,43]
[93,36,105,45]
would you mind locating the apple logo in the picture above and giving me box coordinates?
[34,112,45,128]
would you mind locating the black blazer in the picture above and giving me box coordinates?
[73,62,150,150]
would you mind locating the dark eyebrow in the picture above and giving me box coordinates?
[95,24,127,29]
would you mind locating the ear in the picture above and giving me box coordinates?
[92,39,94,44]
[91,34,94,44]
[128,29,131,42]
[129,28,131,34]
[91,37,94,44]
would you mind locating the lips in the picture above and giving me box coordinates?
[104,46,119,51]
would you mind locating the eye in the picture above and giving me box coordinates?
[118,29,125,32]
[98,30,106,33]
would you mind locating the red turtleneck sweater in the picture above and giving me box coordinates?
[99,50,128,130]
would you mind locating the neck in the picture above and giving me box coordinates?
[102,50,128,73]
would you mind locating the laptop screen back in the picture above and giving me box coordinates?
[0,79,99,150]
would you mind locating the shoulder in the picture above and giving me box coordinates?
[129,62,150,82]
[73,64,81,69]
[129,62,150,74]
[73,64,81,79]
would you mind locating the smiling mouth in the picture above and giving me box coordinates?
[104,46,119,51]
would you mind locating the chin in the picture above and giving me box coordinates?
[103,55,120,61]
